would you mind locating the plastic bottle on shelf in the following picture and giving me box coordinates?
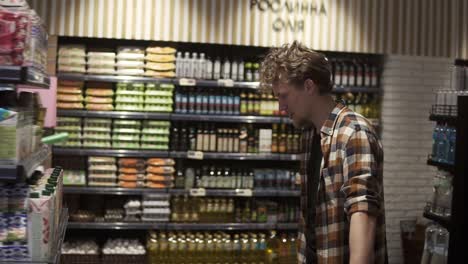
[253,63,260,81]
[232,59,239,81]
[176,51,183,77]
[432,125,440,160]
[189,52,198,78]
[447,127,456,165]
[213,57,221,80]
[437,126,448,163]
[238,59,245,81]
[197,53,206,79]
[183,52,191,78]
[205,56,213,80]
[245,62,253,81]
[222,57,231,79]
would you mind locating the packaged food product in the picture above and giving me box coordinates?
[140,143,169,150]
[58,65,86,73]
[146,182,172,189]
[116,53,145,60]
[144,90,173,96]
[112,134,140,141]
[159,84,175,90]
[112,128,140,134]
[116,60,145,68]
[83,139,111,148]
[146,158,175,166]
[143,104,172,112]
[88,172,116,179]
[58,57,86,65]
[87,59,116,67]
[112,141,140,149]
[146,166,175,175]
[145,54,176,63]
[115,103,144,111]
[89,156,116,164]
[145,62,175,71]
[144,70,176,78]
[116,83,145,91]
[87,67,116,75]
[57,102,84,109]
[146,174,174,182]
[85,96,113,104]
[86,103,114,111]
[57,94,83,102]
[54,139,81,147]
[118,158,145,167]
[54,130,81,139]
[58,80,84,87]
[141,127,170,135]
[114,120,141,126]
[118,174,145,182]
[57,116,81,123]
[146,46,177,55]
[82,131,112,140]
[117,46,145,54]
[116,90,144,96]
[116,68,145,76]
[87,52,116,59]
[118,181,145,188]
[58,45,86,57]
[140,135,169,143]
[144,96,172,104]
[85,88,114,97]
[88,181,117,187]
[57,86,82,95]
[143,121,171,126]
[115,94,144,103]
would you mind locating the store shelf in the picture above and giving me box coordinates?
[63,187,300,197]
[52,147,169,158]
[0,145,51,181]
[427,158,455,173]
[57,109,171,120]
[0,66,50,88]
[171,113,290,124]
[332,85,380,94]
[0,208,68,264]
[67,222,297,231]
[170,151,300,161]
[57,73,173,84]
[429,114,457,125]
[423,210,451,229]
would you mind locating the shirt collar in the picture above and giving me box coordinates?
[320,102,346,137]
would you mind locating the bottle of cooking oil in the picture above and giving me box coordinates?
[147,231,158,262]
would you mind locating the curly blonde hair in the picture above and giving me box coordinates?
[260,41,332,94]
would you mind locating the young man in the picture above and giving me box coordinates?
[260,41,387,264]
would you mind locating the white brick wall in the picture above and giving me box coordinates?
[381,55,452,264]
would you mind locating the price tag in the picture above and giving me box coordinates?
[187,151,204,160]
[235,189,253,197]
[189,188,206,197]
[179,78,197,86]
[290,154,298,161]
[217,79,234,87]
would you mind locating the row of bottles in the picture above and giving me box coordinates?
[170,197,299,224]
[175,52,260,81]
[431,125,456,165]
[176,166,299,190]
[174,88,281,116]
[147,230,297,264]
[336,92,380,119]
[428,170,453,217]
[330,59,379,87]
[170,123,301,154]
[421,223,449,264]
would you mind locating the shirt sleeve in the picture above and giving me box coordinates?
[340,128,383,217]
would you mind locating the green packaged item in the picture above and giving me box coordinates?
[115,103,144,111]
[82,131,111,140]
[55,124,81,132]
[144,96,173,104]
[117,82,145,91]
[144,90,173,96]
[113,127,141,134]
[159,83,175,90]
[143,120,170,126]
[116,90,145,96]
[112,141,140,149]
[63,170,86,186]
[83,139,111,148]
[144,104,172,112]
[112,133,140,141]
[54,139,81,147]
[141,135,169,143]
[141,127,170,135]
[83,126,112,133]
[115,95,145,103]
[113,120,142,126]
[141,143,169,150]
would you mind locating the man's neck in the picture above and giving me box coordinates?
[310,95,336,134]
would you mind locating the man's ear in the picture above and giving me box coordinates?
[304,79,318,95]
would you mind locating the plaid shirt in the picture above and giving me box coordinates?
[298,103,387,264]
